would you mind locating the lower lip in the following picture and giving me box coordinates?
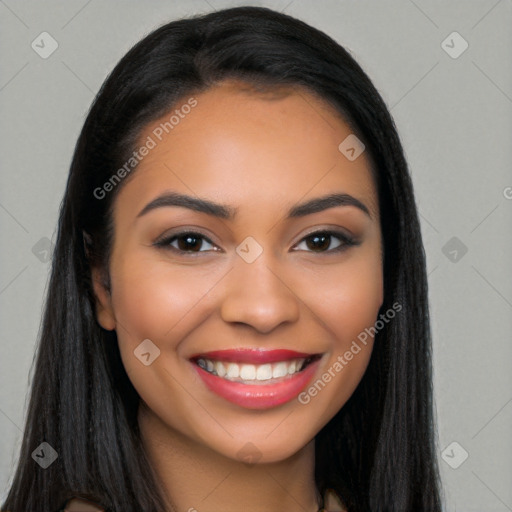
[193,359,320,409]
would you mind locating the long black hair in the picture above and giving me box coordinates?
[2,6,442,511]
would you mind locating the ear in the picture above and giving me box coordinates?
[91,266,116,331]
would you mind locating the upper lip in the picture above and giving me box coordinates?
[189,348,319,364]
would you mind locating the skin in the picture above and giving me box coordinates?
[92,80,383,512]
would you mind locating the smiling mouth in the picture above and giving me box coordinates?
[192,354,321,385]
[189,349,323,409]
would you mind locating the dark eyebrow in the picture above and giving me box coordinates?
[288,193,371,219]
[137,191,237,220]
[136,191,372,220]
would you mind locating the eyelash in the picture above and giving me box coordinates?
[153,229,358,256]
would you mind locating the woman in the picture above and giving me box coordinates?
[2,6,442,512]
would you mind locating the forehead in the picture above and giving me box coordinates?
[113,80,378,224]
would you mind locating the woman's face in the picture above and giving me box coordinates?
[92,80,383,463]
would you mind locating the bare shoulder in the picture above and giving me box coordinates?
[64,498,104,511]
[323,488,347,512]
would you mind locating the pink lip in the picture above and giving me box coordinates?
[190,348,314,364]
[192,357,321,409]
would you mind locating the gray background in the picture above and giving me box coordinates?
[1,1,511,510]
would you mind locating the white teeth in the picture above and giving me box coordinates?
[226,363,240,379]
[239,364,256,380]
[214,360,226,377]
[256,364,273,380]
[272,362,288,378]
[196,357,310,382]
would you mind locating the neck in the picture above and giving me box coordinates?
[138,403,321,512]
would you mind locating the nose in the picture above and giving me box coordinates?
[219,255,300,334]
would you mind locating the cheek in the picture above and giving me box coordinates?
[313,247,384,344]
[110,254,215,345]
[108,256,204,407]
[296,247,383,414]
[108,253,227,397]
[336,261,383,335]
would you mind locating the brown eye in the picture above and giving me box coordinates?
[175,234,204,252]
[154,231,218,254]
[294,230,357,253]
